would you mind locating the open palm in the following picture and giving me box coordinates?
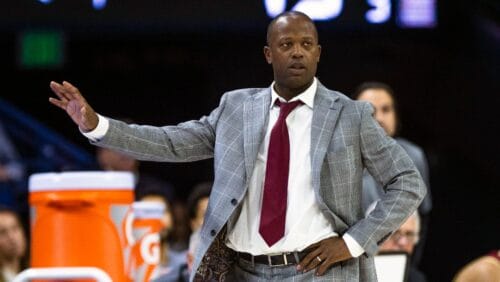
[49,81,99,132]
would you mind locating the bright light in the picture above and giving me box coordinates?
[365,0,391,24]
[263,0,287,18]
[37,0,107,10]
[264,0,343,21]
[397,0,437,28]
[93,0,107,10]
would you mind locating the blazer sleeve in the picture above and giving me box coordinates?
[91,94,227,163]
[406,141,433,215]
[346,102,427,256]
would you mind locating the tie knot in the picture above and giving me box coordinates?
[275,100,303,117]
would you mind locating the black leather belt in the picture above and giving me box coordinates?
[237,249,311,267]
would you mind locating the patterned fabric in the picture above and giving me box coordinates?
[193,227,235,282]
[361,137,432,216]
[360,137,432,265]
[94,81,426,281]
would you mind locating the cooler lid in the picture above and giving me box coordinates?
[29,171,135,192]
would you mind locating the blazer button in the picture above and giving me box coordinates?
[231,199,237,206]
[210,230,216,236]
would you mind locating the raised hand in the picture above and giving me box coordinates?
[297,236,353,276]
[49,81,99,132]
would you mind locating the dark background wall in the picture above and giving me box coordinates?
[1,1,498,280]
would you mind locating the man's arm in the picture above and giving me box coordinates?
[89,113,219,163]
[49,81,223,162]
[347,102,426,256]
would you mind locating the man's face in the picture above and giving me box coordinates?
[0,212,26,261]
[380,215,419,254]
[264,15,321,94]
[357,89,397,137]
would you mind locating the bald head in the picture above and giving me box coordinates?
[266,11,318,45]
[263,10,321,100]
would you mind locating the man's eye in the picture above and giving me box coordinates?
[280,43,290,48]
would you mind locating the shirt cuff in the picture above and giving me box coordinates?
[343,233,365,257]
[80,114,109,141]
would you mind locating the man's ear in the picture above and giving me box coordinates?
[264,46,272,64]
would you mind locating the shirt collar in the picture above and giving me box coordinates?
[270,77,317,109]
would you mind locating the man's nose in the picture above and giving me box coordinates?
[291,44,304,58]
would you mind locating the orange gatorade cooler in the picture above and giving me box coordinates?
[127,201,165,282]
[29,171,135,282]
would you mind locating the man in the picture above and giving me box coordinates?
[0,206,27,282]
[379,212,426,282]
[354,81,432,265]
[49,11,425,281]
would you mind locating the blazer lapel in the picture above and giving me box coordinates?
[310,83,343,190]
[243,88,271,182]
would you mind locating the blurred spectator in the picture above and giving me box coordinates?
[186,229,201,275]
[354,81,432,265]
[137,190,174,233]
[168,201,190,252]
[186,181,212,233]
[379,211,426,282]
[453,250,500,282]
[380,212,420,255]
[0,206,27,282]
[152,182,211,282]
[0,122,25,209]
[151,227,188,282]
[138,185,187,282]
[185,182,211,277]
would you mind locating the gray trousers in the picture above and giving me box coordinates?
[230,258,342,282]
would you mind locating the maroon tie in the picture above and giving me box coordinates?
[259,99,302,247]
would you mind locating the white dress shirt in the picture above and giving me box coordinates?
[83,78,364,257]
[226,78,364,256]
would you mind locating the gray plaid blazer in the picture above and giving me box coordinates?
[94,82,426,281]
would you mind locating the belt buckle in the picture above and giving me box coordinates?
[267,253,289,267]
